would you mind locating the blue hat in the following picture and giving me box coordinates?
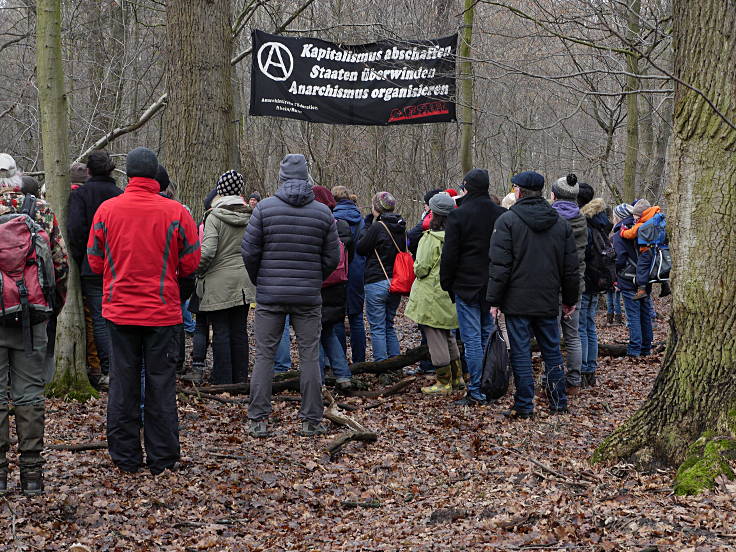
[511,171,545,191]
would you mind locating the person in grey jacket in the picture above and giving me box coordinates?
[196,170,255,385]
[241,154,340,438]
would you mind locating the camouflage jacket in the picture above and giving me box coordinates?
[0,186,69,309]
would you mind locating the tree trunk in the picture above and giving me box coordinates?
[621,0,641,203]
[36,0,97,401]
[594,0,736,496]
[164,0,234,220]
[458,0,475,174]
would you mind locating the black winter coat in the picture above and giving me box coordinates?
[486,196,580,317]
[356,213,407,285]
[440,192,506,304]
[241,179,340,306]
[321,219,355,327]
[581,198,613,294]
[67,175,123,278]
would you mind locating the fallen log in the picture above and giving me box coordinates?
[326,432,377,456]
[323,390,377,457]
[48,440,107,452]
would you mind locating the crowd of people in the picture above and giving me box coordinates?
[0,148,669,494]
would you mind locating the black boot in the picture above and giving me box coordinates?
[15,403,45,496]
[0,407,8,495]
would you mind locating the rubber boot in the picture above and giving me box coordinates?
[421,365,452,394]
[15,403,45,495]
[450,358,465,390]
[0,407,9,495]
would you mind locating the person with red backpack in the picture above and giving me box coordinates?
[87,147,200,475]
[0,153,69,495]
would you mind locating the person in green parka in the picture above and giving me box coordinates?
[404,193,463,394]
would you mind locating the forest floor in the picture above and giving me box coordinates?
[3,296,736,551]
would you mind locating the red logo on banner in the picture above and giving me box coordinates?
[388,101,450,123]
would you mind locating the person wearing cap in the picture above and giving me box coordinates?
[69,162,88,190]
[195,170,255,385]
[248,192,262,209]
[550,174,587,394]
[487,170,579,418]
[405,193,463,395]
[87,146,201,475]
[0,154,68,495]
[67,151,123,389]
[408,188,442,257]
[356,191,407,362]
[611,202,654,357]
[440,168,506,406]
[242,154,340,438]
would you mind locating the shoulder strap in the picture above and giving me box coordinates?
[377,220,402,253]
[20,194,37,219]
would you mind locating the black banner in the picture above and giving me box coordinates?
[249,30,457,126]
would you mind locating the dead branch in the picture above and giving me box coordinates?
[48,441,107,452]
[326,432,378,456]
[346,376,417,399]
[323,390,378,456]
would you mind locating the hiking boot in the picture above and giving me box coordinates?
[181,362,205,385]
[606,312,614,325]
[449,359,465,390]
[660,281,671,298]
[502,409,534,420]
[421,364,452,395]
[453,394,486,407]
[98,374,110,388]
[300,421,328,437]
[249,419,271,439]
[336,378,352,392]
[0,471,7,495]
[581,373,597,388]
[614,313,624,325]
[633,288,648,301]
[549,407,570,415]
[20,469,44,496]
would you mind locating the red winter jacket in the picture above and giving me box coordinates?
[87,177,201,326]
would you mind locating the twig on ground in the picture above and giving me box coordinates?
[48,441,107,452]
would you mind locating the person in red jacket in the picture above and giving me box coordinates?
[87,147,200,475]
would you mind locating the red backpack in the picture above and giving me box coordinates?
[375,221,415,295]
[0,195,56,353]
[322,241,348,287]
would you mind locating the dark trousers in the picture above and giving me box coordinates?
[81,277,111,374]
[192,312,209,365]
[107,322,180,474]
[208,305,249,384]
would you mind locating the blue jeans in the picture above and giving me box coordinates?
[622,290,653,356]
[506,315,567,413]
[274,315,292,372]
[578,293,599,374]
[455,297,492,401]
[606,290,622,315]
[182,300,195,333]
[334,312,366,363]
[320,324,352,382]
[364,280,401,361]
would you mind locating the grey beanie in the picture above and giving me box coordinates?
[279,154,308,183]
[125,147,159,179]
[552,173,579,200]
[429,192,455,216]
[632,198,651,218]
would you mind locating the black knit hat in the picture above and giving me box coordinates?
[463,168,490,193]
[423,188,443,205]
[126,147,159,179]
[155,164,170,192]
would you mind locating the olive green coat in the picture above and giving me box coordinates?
[404,230,458,330]
[196,201,255,311]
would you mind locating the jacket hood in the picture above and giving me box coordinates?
[377,212,406,231]
[333,200,363,224]
[511,196,560,232]
[590,210,612,233]
[211,204,252,227]
[638,205,661,223]
[275,179,314,207]
[125,176,159,194]
[551,200,581,220]
[580,197,607,218]
[427,229,445,244]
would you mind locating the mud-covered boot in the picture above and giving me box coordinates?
[0,407,8,495]
[449,359,465,390]
[15,403,45,496]
[421,365,452,394]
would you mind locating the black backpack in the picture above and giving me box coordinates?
[480,326,511,400]
[586,226,617,293]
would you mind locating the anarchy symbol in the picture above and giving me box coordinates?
[257,42,294,82]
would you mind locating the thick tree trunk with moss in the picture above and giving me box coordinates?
[164,0,234,221]
[593,0,736,495]
[36,0,97,401]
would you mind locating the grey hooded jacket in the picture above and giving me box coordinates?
[241,159,340,306]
